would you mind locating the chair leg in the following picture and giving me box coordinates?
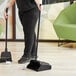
[58,38,64,47]
[58,38,60,47]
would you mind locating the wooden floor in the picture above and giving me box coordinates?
[0,42,76,76]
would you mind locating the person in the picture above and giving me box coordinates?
[4,0,41,64]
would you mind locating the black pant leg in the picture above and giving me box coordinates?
[19,8,39,57]
[31,32,37,57]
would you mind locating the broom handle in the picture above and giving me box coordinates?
[5,8,8,52]
[36,4,41,60]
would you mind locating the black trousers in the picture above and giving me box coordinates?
[19,7,39,57]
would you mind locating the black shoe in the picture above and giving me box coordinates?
[18,56,30,64]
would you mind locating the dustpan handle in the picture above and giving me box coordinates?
[36,4,41,59]
[5,8,8,51]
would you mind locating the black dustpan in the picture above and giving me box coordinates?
[27,5,52,71]
[27,60,51,71]
[0,8,12,63]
